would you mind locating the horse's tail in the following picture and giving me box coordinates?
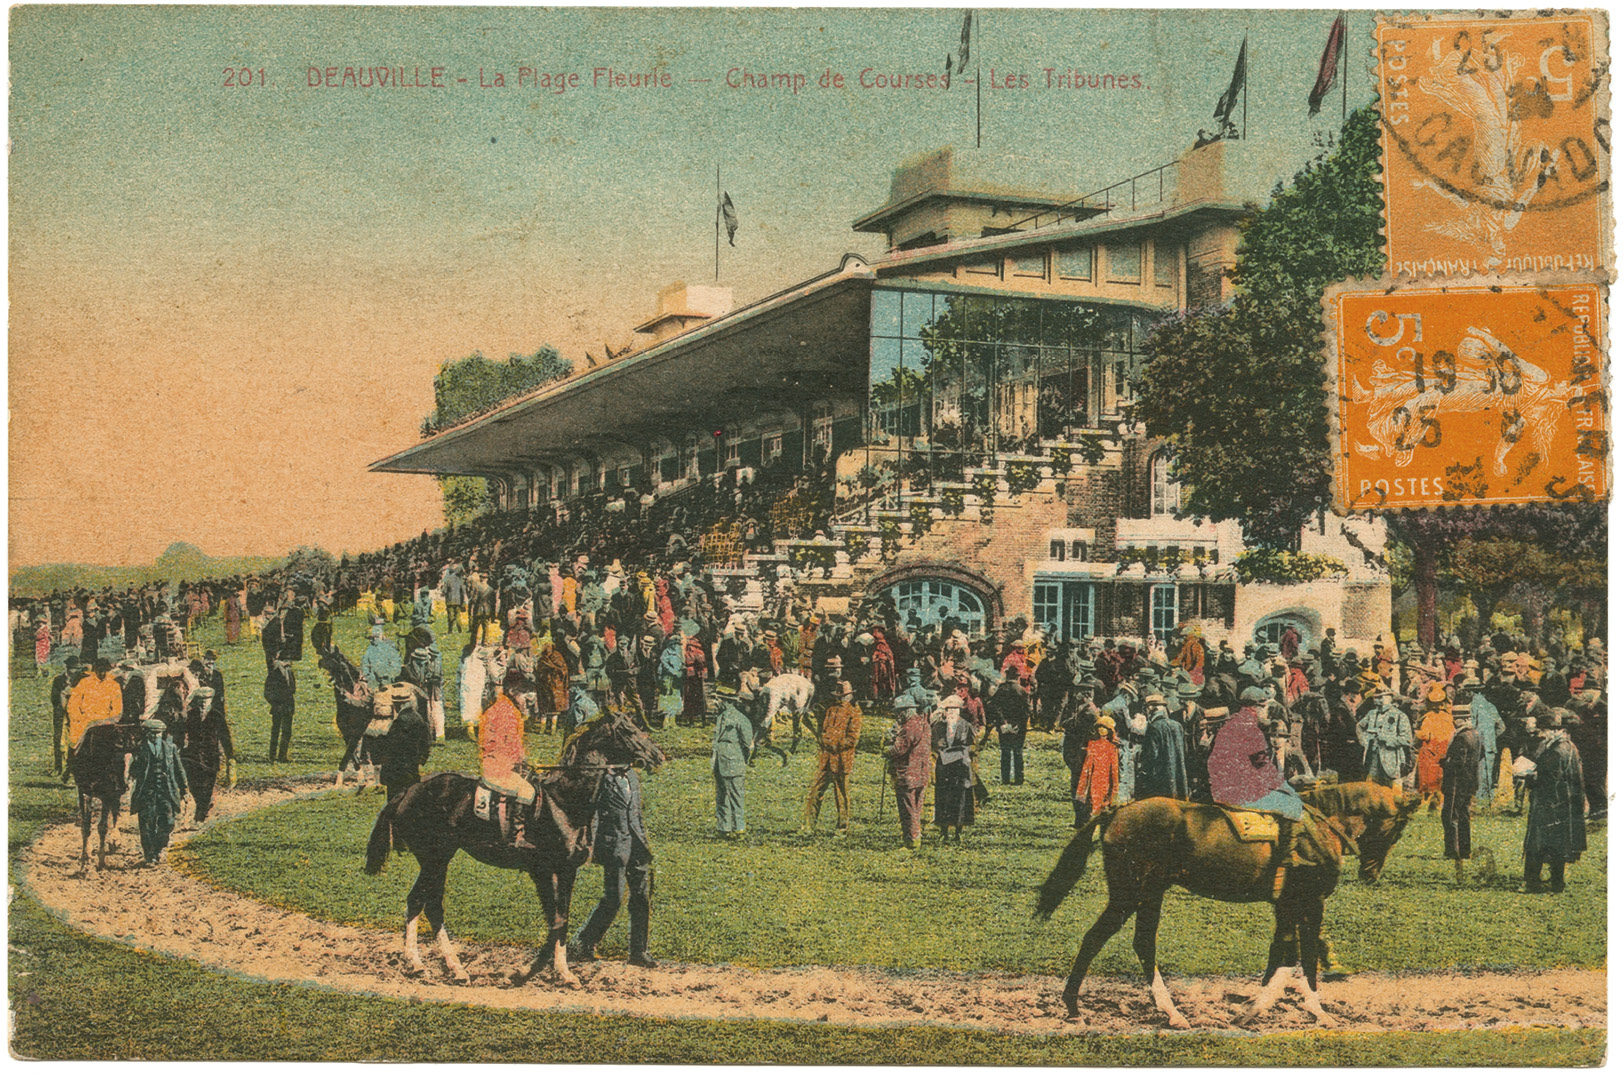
[1035,806,1116,919]
[365,790,405,875]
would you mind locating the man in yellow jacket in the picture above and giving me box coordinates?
[65,657,123,777]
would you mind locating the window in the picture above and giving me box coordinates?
[1153,242,1179,288]
[1106,241,1142,284]
[1150,451,1183,516]
[1034,580,1094,640]
[1049,539,1066,561]
[1071,539,1088,561]
[764,432,783,461]
[1012,251,1048,279]
[617,465,634,489]
[1114,356,1135,405]
[1057,246,1094,281]
[888,577,986,633]
[964,256,1002,277]
[1150,583,1178,639]
[812,406,833,451]
[724,426,742,465]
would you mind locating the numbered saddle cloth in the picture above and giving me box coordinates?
[365,684,420,737]
[1216,805,1281,843]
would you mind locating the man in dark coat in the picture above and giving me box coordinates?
[985,678,1030,785]
[179,666,235,822]
[567,765,656,967]
[1440,702,1484,877]
[1136,689,1190,800]
[1523,713,1587,893]
[264,658,297,762]
[50,655,87,776]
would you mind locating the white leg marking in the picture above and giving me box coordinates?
[437,926,470,984]
[1292,966,1336,1025]
[404,915,426,974]
[553,939,579,988]
[1237,965,1293,1026]
[1149,968,1192,1029]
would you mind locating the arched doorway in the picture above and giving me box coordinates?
[867,563,1001,635]
[1253,608,1321,650]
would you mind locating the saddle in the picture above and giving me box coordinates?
[365,684,422,737]
[475,772,538,848]
[1214,805,1281,843]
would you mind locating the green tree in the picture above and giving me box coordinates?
[1133,108,1386,549]
[420,346,573,526]
[440,475,495,529]
[283,544,338,579]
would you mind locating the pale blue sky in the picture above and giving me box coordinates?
[11,7,1375,566]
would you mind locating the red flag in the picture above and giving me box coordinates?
[1308,15,1346,116]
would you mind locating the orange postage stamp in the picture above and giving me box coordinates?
[1376,11,1611,277]
[1327,278,1609,512]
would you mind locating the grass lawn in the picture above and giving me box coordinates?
[8,609,1607,1063]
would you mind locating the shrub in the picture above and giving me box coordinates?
[1232,549,1349,585]
[1005,461,1042,497]
[909,501,934,538]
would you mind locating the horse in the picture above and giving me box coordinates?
[69,720,140,873]
[1301,780,1419,883]
[364,708,665,986]
[1035,782,1419,1029]
[316,640,373,777]
[738,669,815,763]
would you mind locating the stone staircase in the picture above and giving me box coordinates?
[783,433,1123,595]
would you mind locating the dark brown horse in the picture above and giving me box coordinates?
[1035,782,1418,1028]
[70,720,140,873]
[315,640,371,775]
[364,709,664,986]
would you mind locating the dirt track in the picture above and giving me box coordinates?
[18,781,1606,1037]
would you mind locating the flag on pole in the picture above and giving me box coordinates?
[1213,35,1247,125]
[1308,15,1346,116]
[957,11,973,74]
[720,192,738,246]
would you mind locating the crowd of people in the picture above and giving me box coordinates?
[16,461,1605,902]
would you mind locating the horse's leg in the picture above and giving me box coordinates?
[1131,889,1189,1030]
[402,858,444,977]
[1236,900,1300,1026]
[1062,895,1137,1020]
[550,869,580,987]
[421,865,470,984]
[1292,898,1336,1026]
[78,793,91,874]
[96,800,111,872]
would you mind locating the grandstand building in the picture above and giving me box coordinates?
[373,140,1389,648]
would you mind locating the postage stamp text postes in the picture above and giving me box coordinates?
[1328,279,1608,512]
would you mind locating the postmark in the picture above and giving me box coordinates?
[1326,277,1609,512]
[1375,11,1611,278]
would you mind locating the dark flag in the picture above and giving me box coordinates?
[944,53,952,90]
[957,10,973,74]
[1308,15,1346,116]
[720,192,738,246]
[1213,35,1247,125]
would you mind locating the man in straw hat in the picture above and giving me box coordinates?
[803,679,863,834]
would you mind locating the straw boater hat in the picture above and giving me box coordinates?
[1426,682,1450,704]
[835,680,854,700]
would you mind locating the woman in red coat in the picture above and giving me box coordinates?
[869,629,897,702]
[682,631,709,722]
[1075,716,1120,819]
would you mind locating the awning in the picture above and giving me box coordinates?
[371,261,875,477]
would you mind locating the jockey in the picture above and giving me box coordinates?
[1209,686,1335,870]
[479,666,535,849]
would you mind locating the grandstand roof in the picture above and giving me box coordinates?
[370,257,876,477]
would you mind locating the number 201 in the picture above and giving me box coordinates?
[224,68,266,87]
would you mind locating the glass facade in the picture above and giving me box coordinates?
[868,288,1152,453]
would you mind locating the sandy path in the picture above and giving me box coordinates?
[18,780,1606,1037]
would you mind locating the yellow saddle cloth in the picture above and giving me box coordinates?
[1216,806,1281,843]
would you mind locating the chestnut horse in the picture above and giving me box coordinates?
[364,709,664,986]
[1035,782,1417,1028]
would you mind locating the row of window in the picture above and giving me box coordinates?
[962,239,1179,289]
[1032,580,1209,642]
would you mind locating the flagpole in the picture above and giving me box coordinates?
[715,163,721,282]
[1242,30,1249,140]
[1341,11,1348,122]
[975,11,982,149]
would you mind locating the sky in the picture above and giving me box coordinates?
[9,5,1373,569]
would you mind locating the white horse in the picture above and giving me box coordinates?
[738,670,815,763]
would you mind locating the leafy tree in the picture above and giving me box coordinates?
[440,475,496,529]
[1133,108,1385,549]
[420,346,573,526]
[283,544,338,579]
